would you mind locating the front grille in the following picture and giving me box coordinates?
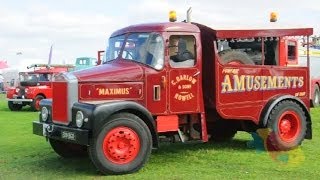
[51,73,78,125]
[18,87,26,97]
[52,82,68,124]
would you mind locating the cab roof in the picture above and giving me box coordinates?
[111,22,200,37]
[110,22,313,39]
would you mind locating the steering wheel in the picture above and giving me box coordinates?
[181,51,194,60]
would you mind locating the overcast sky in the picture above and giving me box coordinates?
[1,0,320,70]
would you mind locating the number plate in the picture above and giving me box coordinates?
[61,131,76,141]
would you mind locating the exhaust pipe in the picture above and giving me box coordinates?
[186,7,192,23]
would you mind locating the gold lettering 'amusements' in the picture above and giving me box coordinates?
[96,87,131,96]
[221,74,304,93]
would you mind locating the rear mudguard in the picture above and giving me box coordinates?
[259,95,312,139]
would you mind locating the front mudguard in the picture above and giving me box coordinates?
[86,101,158,148]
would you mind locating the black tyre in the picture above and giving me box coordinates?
[8,101,23,111]
[219,50,255,65]
[89,113,152,175]
[49,139,88,158]
[210,129,237,142]
[267,100,307,150]
[208,121,237,142]
[31,95,44,111]
[312,85,320,107]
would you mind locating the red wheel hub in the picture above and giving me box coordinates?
[277,111,301,143]
[35,99,41,110]
[102,126,140,164]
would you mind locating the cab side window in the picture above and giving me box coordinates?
[287,40,297,62]
[169,35,196,68]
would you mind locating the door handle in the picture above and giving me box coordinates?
[161,76,167,88]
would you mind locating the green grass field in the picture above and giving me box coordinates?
[0,93,319,179]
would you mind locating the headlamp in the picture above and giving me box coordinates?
[75,111,84,128]
[41,106,49,121]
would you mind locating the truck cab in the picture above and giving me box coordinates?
[33,22,313,175]
[74,57,97,71]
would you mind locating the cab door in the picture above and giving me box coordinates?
[167,34,200,113]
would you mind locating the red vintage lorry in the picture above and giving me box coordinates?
[7,64,74,111]
[33,21,313,174]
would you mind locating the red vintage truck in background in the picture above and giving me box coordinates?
[33,20,313,174]
[6,64,74,111]
[297,46,320,107]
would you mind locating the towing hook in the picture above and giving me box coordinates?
[46,125,54,133]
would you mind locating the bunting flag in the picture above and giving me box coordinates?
[0,60,9,69]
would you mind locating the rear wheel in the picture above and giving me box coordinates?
[208,121,237,142]
[210,129,237,142]
[89,113,152,175]
[312,85,320,107]
[49,139,88,158]
[31,95,44,111]
[8,101,23,111]
[267,100,307,150]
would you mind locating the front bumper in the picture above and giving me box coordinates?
[8,98,33,103]
[33,121,89,145]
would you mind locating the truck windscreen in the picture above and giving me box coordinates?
[104,32,164,70]
[19,73,50,82]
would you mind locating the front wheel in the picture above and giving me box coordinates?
[89,113,152,175]
[8,101,23,111]
[267,100,307,150]
[31,95,44,111]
